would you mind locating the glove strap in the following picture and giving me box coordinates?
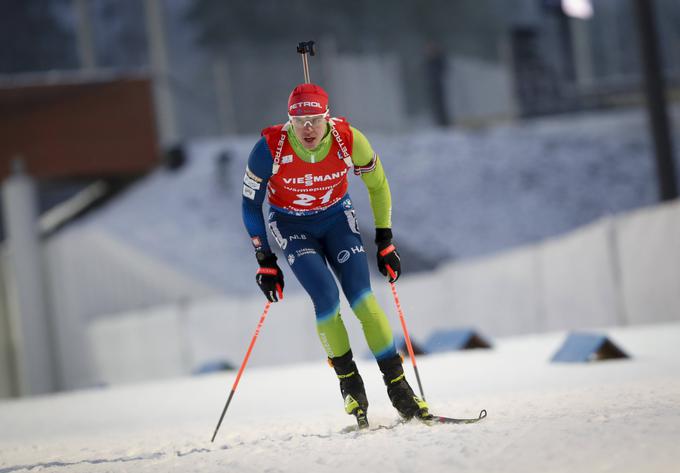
[257,267,278,276]
[379,244,396,257]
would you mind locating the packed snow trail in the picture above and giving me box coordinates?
[1,323,679,472]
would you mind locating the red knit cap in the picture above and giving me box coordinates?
[287,83,329,116]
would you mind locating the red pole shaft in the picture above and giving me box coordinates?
[386,266,426,400]
[390,281,417,365]
[231,301,271,391]
[211,301,272,442]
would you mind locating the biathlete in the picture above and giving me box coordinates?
[241,83,429,423]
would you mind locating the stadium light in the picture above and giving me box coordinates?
[561,0,593,19]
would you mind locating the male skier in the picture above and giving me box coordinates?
[241,83,428,425]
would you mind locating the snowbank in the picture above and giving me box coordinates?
[73,106,679,295]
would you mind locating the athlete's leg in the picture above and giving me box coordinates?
[268,213,351,359]
[321,205,428,419]
[322,207,397,361]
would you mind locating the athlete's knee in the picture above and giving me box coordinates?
[339,265,371,300]
[348,289,374,313]
[351,291,390,325]
[311,284,341,320]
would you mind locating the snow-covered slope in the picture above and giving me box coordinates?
[1,322,678,472]
[74,106,679,295]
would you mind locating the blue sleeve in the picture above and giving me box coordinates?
[242,137,274,252]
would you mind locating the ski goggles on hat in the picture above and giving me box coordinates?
[288,111,329,128]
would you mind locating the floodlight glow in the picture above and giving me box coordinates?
[562,0,593,19]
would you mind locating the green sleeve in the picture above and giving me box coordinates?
[351,126,392,229]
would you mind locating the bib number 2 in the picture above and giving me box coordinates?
[293,188,333,207]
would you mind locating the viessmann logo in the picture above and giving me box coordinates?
[289,101,322,110]
[283,169,348,186]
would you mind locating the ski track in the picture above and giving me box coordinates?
[3,386,678,473]
[2,325,680,472]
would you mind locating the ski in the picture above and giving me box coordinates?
[341,409,487,433]
[420,409,487,425]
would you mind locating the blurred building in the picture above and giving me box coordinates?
[1,0,679,396]
[0,73,159,396]
[0,73,159,236]
[3,1,680,139]
[173,0,680,133]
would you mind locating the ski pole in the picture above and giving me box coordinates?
[386,265,426,401]
[211,300,272,442]
[296,40,316,84]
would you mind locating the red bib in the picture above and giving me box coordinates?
[261,118,354,213]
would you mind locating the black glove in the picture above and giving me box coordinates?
[375,228,401,283]
[255,251,284,302]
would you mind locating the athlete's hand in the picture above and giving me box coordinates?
[375,228,401,283]
[255,251,284,302]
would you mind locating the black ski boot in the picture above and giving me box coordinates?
[329,350,369,428]
[378,354,429,420]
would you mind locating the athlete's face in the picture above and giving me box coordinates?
[290,113,328,150]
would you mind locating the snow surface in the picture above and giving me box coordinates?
[2,322,679,473]
[73,106,680,295]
